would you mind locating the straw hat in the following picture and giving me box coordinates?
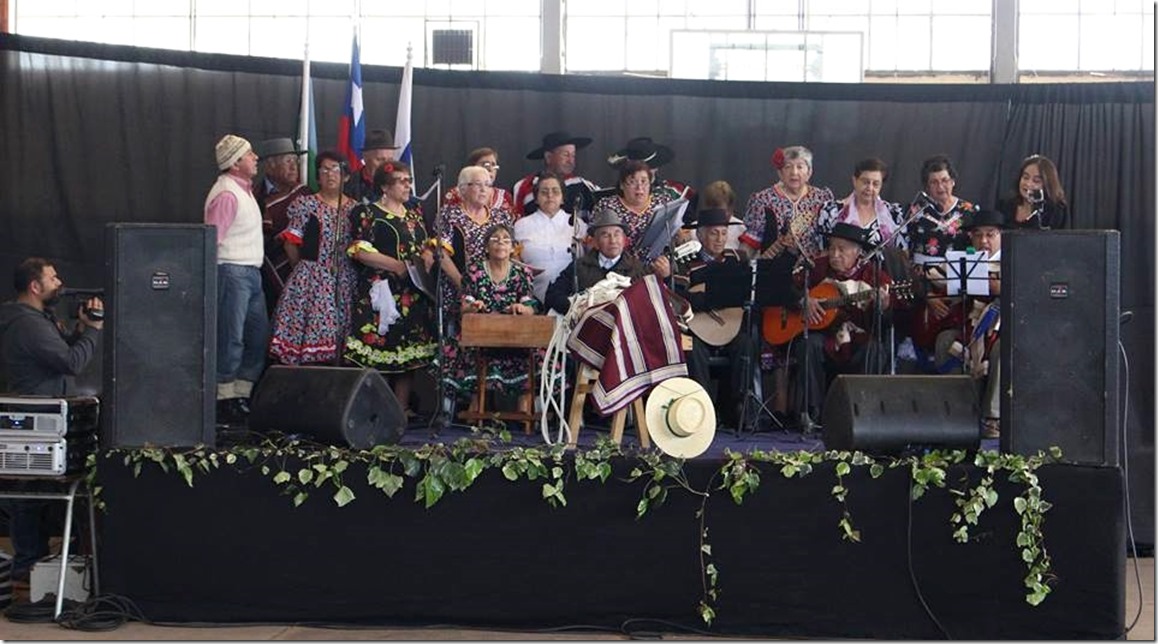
[644,378,716,458]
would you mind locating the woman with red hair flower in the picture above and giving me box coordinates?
[739,145,834,266]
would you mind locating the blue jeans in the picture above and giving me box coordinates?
[216,264,268,391]
[1,499,48,574]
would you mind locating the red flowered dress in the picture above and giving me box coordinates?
[268,193,356,365]
[342,203,436,373]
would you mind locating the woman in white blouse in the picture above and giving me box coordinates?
[513,172,588,303]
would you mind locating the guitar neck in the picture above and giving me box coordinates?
[819,288,878,310]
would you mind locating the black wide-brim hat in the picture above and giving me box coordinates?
[823,222,873,249]
[607,137,675,169]
[964,209,1005,230]
[526,131,594,160]
[682,208,744,230]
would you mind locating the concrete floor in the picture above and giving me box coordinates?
[2,557,1153,640]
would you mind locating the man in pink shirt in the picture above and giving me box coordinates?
[204,134,268,426]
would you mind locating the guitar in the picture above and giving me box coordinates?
[676,242,745,346]
[685,300,745,346]
[761,201,818,259]
[761,279,913,346]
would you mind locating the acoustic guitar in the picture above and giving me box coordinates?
[676,241,745,346]
[761,279,913,346]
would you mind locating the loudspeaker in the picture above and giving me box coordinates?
[248,366,405,448]
[822,375,980,453]
[102,224,216,448]
[1000,230,1120,466]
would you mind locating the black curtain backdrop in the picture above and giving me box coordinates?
[0,33,1153,537]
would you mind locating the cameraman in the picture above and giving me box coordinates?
[0,257,103,584]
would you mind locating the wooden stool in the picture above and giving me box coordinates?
[456,314,556,434]
[566,363,650,449]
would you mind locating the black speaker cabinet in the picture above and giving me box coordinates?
[1000,230,1120,466]
[248,366,405,448]
[822,375,980,453]
[102,224,217,448]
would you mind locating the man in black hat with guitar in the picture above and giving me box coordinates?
[780,222,899,425]
[512,131,601,217]
[673,208,751,429]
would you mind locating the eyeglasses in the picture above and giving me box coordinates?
[488,236,513,245]
[318,165,343,175]
[465,181,493,189]
[393,177,413,185]
[479,161,500,170]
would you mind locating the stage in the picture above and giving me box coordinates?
[93,422,1127,640]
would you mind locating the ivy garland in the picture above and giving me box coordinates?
[84,432,1061,625]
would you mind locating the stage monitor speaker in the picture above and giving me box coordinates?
[248,366,405,448]
[1000,230,1120,466]
[102,223,216,448]
[822,375,980,453]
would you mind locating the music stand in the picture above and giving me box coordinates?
[925,250,995,375]
[699,256,797,437]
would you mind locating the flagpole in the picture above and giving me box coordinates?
[395,43,415,196]
[297,41,311,187]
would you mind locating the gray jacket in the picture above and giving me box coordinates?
[0,301,100,396]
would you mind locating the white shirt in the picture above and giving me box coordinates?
[514,208,589,302]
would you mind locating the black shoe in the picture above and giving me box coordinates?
[215,398,250,427]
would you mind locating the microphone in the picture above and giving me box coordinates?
[570,191,582,215]
[432,163,446,178]
[59,287,104,297]
[1027,188,1045,205]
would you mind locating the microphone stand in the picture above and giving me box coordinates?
[858,196,935,375]
[332,167,349,367]
[735,257,783,436]
[426,165,448,435]
[790,233,820,435]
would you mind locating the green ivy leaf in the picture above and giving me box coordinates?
[333,485,355,507]
[298,468,314,485]
[273,470,291,485]
[1013,496,1028,515]
[869,464,884,478]
[463,457,485,483]
[835,461,851,476]
[501,462,519,481]
[172,454,194,487]
[422,475,446,509]
[225,452,237,465]
[984,488,999,507]
[293,491,308,507]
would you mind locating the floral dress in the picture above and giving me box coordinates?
[593,191,677,262]
[268,193,357,365]
[442,261,540,396]
[907,197,976,266]
[816,196,910,251]
[342,203,436,373]
[740,183,835,264]
[433,203,516,312]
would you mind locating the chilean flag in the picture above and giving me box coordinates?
[336,31,364,172]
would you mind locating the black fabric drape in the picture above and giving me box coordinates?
[0,33,1153,535]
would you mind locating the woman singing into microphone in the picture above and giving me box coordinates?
[996,154,1069,230]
